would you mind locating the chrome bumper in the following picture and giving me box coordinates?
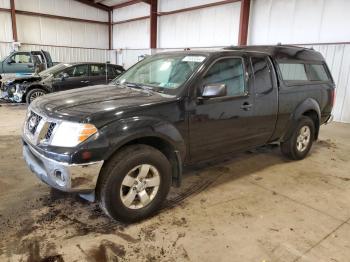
[23,144,103,193]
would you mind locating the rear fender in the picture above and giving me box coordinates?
[281,98,321,142]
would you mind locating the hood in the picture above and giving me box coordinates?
[2,74,41,84]
[31,84,175,126]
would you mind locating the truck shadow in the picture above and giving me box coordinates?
[162,144,286,211]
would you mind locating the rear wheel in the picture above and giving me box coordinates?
[281,116,315,160]
[97,144,171,222]
[26,88,47,104]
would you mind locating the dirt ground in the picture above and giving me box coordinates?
[0,103,349,262]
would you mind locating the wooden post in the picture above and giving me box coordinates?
[109,10,112,50]
[150,0,158,49]
[10,0,18,42]
[238,0,250,46]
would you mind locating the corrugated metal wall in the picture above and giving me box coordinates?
[305,44,350,123]
[1,0,349,122]
[0,0,13,59]
[248,0,350,123]
[0,0,110,63]
[248,0,350,45]
[113,0,241,69]
[15,0,108,22]
[112,2,150,50]
[158,0,241,48]
[21,44,111,63]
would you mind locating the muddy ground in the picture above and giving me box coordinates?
[0,104,350,262]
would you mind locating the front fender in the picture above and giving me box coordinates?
[281,98,321,141]
[98,116,186,161]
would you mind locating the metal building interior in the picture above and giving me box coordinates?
[0,0,350,261]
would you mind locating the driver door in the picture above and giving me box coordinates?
[189,56,258,162]
[56,64,90,91]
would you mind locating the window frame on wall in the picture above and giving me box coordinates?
[199,56,248,100]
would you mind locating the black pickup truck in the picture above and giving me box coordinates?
[22,45,335,222]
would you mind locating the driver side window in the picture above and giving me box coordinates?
[64,65,88,77]
[9,53,32,64]
[203,58,245,96]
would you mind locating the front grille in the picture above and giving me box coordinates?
[25,109,58,145]
[45,122,56,140]
[28,111,43,134]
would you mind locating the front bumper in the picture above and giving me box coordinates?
[23,144,103,193]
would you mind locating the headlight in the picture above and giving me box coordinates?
[50,122,98,147]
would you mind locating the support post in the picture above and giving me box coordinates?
[109,10,112,50]
[238,0,250,46]
[150,0,158,49]
[10,0,17,42]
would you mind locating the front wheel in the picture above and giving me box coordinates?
[26,88,47,104]
[281,116,315,160]
[97,144,172,222]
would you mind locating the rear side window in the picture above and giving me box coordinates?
[307,64,329,81]
[252,57,273,94]
[90,64,106,76]
[279,63,307,81]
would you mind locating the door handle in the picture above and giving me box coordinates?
[80,80,89,83]
[27,64,34,68]
[240,102,252,111]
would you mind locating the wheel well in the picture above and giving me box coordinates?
[303,110,320,140]
[121,137,181,186]
[24,85,46,102]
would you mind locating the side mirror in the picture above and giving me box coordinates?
[7,60,14,65]
[60,72,69,80]
[201,83,227,99]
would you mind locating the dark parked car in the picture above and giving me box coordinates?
[22,45,335,222]
[0,50,53,75]
[1,62,125,103]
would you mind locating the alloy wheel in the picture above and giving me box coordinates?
[296,125,311,152]
[120,164,161,209]
[30,91,45,103]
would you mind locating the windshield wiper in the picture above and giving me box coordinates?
[115,81,164,94]
[124,82,144,89]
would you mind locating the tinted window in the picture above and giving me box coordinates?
[64,65,88,77]
[308,64,329,81]
[252,57,273,93]
[90,64,105,76]
[279,63,307,81]
[9,53,32,63]
[108,65,123,77]
[203,58,245,96]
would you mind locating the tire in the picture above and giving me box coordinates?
[97,144,172,222]
[26,88,47,104]
[280,116,315,160]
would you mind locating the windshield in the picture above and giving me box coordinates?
[114,54,207,95]
[39,63,71,76]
